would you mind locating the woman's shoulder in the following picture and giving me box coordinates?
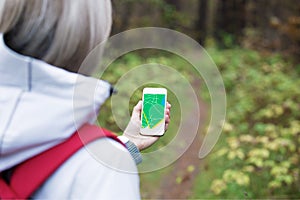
[33,137,140,199]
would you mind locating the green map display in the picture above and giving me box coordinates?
[142,94,166,129]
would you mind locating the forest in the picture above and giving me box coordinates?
[98,0,300,199]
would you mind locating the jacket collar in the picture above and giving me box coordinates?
[0,33,112,129]
[0,33,111,100]
[1,34,103,89]
[0,34,33,91]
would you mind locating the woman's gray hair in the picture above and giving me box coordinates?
[0,0,112,73]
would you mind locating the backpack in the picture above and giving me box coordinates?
[0,124,124,199]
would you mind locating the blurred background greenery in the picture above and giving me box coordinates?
[98,0,300,199]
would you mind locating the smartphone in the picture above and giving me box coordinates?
[140,87,167,136]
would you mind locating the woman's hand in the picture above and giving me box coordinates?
[123,101,171,151]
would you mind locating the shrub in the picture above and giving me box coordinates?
[209,48,300,198]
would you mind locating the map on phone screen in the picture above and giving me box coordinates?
[142,94,166,129]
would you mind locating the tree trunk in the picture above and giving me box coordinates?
[196,0,208,44]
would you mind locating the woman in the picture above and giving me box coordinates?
[0,0,170,199]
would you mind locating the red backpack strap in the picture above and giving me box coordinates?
[0,178,17,199]
[2,124,124,199]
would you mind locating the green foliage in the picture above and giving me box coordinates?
[197,47,300,198]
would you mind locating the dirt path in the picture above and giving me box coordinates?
[156,97,207,199]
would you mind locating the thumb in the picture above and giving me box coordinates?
[132,100,142,119]
[124,101,142,135]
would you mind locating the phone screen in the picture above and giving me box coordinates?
[141,93,166,135]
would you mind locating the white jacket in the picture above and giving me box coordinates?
[0,34,140,199]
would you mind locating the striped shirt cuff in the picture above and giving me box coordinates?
[118,136,142,165]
